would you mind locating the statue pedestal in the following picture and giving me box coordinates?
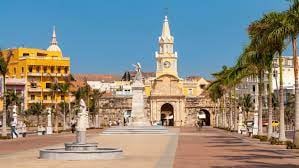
[238,113,244,134]
[252,113,258,135]
[46,127,53,135]
[76,131,86,144]
[130,80,151,126]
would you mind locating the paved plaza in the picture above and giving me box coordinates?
[0,127,298,168]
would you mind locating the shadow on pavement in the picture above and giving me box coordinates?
[211,161,298,168]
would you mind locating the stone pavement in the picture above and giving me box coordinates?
[174,127,299,168]
[0,129,100,155]
[0,128,179,168]
[0,127,299,168]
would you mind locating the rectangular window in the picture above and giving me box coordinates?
[43,67,47,73]
[61,95,65,101]
[31,82,37,88]
[31,95,35,100]
[188,88,193,95]
[252,85,256,92]
[22,53,29,56]
[46,83,52,89]
[43,95,47,100]
[28,66,33,73]
[22,67,24,73]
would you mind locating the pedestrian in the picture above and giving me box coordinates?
[70,118,76,133]
[10,118,18,138]
[21,122,27,137]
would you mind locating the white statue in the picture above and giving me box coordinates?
[77,99,89,131]
[46,107,53,134]
[12,105,18,126]
[133,62,142,72]
[132,62,143,82]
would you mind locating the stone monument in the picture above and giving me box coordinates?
[237,107,244,134]
[39,99,122,160]
[252,112,258,135]
[129,63,151,126]
[46,107,53,135]
[102,63,167,134]
[12,105,18,138]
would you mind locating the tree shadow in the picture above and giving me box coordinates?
[211,160,298,168]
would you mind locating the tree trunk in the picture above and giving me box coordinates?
[63,100,66,130]
[223,95,228,128]
[1,76,7,136]
[219,98,223,127]
[233,88,238,131]
[258,72,264,135]
[68,92,72,127]
[54,92,58,133]
[292,36,299,146]
[278,54,286,141]
[268,66,273,140]
[229,91,233,130]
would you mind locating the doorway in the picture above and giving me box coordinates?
[161,103,174,126]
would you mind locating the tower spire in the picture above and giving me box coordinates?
[51,26,58,45]
[47,26,62,52]
[161,16,172,39]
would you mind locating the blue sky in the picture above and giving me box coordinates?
[0,0,291,79]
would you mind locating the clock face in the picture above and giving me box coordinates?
[164,61,171,68]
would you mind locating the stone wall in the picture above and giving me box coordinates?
[98,96,151,127]
[98,95,215,127]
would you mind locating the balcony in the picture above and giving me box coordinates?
[27,72,41,76]
[42,100,53,103]
[28,87,42,92]
[19,56,70,61]
[43,88,52,92]
[28,100,41,104]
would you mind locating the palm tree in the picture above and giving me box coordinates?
[283,0,299,146]
[263,12,287,141]
[0,50,12,137]
[89,89,105,127]
[27,102,44,126]
[241,94,254,122]
[58,83,69,130]
[50,76,60,132]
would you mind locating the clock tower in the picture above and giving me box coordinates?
[155,16,178,78]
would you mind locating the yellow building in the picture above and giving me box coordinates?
[2,27,71,110]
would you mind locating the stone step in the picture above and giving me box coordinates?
[101,126,168,134]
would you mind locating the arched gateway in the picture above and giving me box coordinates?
[161,103,174,126]
[198,109,211,126]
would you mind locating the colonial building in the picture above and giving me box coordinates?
[98,16,215,127]
[1,27,71,110]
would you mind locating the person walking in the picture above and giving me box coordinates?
[70,118,76,133]
[10,118,18,138]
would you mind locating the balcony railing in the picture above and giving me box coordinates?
[19,56,70,61]
[28,100,41,104]
[28,87,42,92]
[27,72,42,76]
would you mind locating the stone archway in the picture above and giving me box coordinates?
[198,109,211,126]
[161,103,174,126]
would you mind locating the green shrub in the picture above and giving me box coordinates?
[252,135,268,141]
[286,141,296,149]
[269,137,284,145]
